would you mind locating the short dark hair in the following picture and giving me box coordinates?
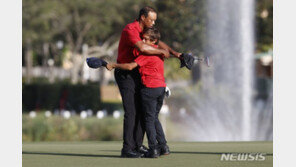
[138,6,157,20]
[143,27,161,44]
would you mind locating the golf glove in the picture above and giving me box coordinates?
[165,87,171,98]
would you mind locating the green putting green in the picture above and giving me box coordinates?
[23,141,272,167]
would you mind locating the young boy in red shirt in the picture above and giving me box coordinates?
[107,27,169,158]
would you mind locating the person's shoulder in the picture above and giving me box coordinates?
[124,20,139,31]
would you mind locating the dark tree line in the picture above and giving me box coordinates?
[23,0,273,82]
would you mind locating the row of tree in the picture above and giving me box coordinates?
[23,0,273,83]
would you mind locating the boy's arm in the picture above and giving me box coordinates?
[107,62,138,71]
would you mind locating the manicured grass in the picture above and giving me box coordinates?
[23,141,272,167]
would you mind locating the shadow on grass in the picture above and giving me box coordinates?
[22,151,121,158]
[99,150,273,156]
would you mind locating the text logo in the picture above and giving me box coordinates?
[220,153,266,161]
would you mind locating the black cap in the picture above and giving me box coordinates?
[86,57,107,69]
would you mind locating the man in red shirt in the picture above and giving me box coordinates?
[115,6,181,158]
[109,27,169,158]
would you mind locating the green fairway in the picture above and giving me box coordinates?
[23,141,272,167]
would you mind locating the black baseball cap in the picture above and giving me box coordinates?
[86,57,107,69]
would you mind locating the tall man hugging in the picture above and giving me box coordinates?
[114,6,182,158]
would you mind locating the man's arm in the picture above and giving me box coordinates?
[135,41,170,58]
[124,27,169,58]
[107,62,138,71]
[158,40,182,58]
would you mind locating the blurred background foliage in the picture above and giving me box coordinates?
[22,115,123,141]
[22,82,123,112]
[255,0,273,52]
[23,0,273,80]
[22,113,187,142]
[22,83,101,111]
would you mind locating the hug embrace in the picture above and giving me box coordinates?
[87,6,194,158]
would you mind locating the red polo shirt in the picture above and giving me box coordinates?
[117,20,142,64]
[134,46,166,88]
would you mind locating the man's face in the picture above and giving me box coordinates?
[141,12,157,28]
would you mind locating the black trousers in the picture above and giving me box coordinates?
[114,68,145,151]
[140,87,167,149]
